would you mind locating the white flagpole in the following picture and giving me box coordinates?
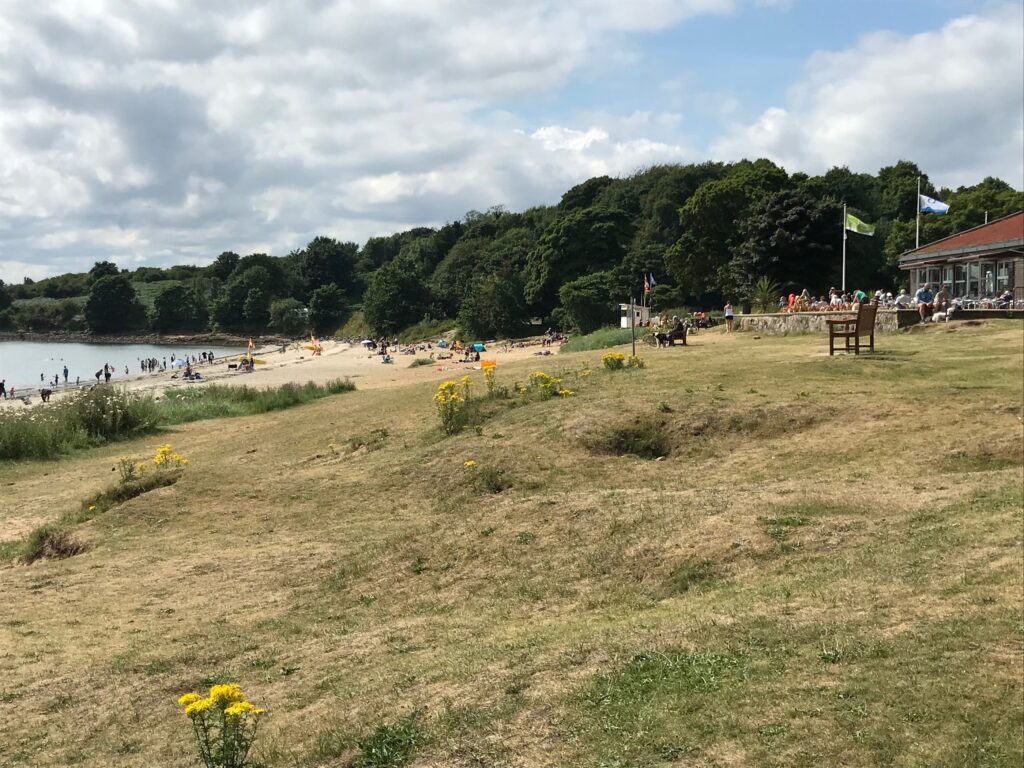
[842,203,847,291]
[915,176,921,249]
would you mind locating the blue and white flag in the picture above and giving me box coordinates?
[919,194,949,214]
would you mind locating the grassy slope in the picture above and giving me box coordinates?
[0,321,1021,767]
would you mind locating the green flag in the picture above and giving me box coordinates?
[845,212,875,236]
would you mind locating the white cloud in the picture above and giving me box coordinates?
[712,4,1024,188]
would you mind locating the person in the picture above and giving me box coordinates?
[63,365,68,383]
[853,288,867,305]
[914,283,934,322]
[933,284,951,314]
[996,289,1014,308]
[893,289,913,308]
[39,388,52,403]
[724,301,734,333]
[0,379,6,399]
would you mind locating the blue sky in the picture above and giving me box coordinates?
[0,0,1021,280]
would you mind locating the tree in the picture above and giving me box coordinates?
[150,284,208,333]
[84,275,146,333]
[269,298,308,336]
[243,288,271,329]
[734,188,843,296]
[87,261,120,286]
[525,207,629,315]
[308,284,348,336]
[457,275,530,339]
[558,272,615,334]
[0,280,11,313]
[210,266,275,331]
[209,251,240,281]
[300,237,359,300]
[362,257,430,336]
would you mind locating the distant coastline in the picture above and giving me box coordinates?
[0,330,288,346]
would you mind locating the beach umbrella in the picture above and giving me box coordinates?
[361,339,374,346]
[172,359,187,367]
[472,343,485,352]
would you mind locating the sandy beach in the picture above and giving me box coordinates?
[0,336,590,407]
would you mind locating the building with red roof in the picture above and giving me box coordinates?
[899,211,1024,301]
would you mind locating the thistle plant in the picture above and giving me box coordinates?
[178,684,264,768]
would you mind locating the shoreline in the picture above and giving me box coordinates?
[0,330,287,345]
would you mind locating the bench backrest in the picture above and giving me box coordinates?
[856,301,878,335]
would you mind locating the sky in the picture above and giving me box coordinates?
[1,0,1022,282]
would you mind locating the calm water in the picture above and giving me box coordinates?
[0,341,244,392]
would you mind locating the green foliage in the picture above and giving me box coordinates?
[87,260,120,286]
[750,276,782,313]
[408,358,433,368]
[559,272,614,334]
[0,381,354,461]
[300,236,359,300]
[84,275,147,333]
[0,386,160,460]
[363,257,430,336]
[269,297,307,336]
[469,463,511,494]
[457,274,529,339]
[0,280,11,313]
[150,283,208,333]
[308,283,348,336]
[560,327,635,353]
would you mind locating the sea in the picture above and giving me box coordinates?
[0,340,244,392]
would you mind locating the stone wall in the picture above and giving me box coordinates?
[733,310,899,334]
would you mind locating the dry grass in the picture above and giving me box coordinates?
[0,320,1021,767]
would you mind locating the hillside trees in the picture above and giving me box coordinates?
[457,274,529,339]
[308,284,348,336]
[87,261,120,286]
[559,272,615,334]
[84,275,146,333]
[362,256,430,336]
[150,284,208,333]
[299,237,359,300]
[269,298,307,336]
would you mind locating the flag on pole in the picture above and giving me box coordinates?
[649,273,657,288]
[643,274,650,295]
[919,194,949,214]
[844,212,875,236]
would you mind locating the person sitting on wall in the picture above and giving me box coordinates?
[996,289,1014,308]
[914,282,935,322]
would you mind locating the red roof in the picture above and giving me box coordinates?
[902,211,1024,264]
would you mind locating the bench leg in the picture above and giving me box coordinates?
[829,332,835,356]
[869,330,875,352]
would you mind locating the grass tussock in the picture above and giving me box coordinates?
[159,379,355,423]
[73,470,183,524]
[21,525,85,564]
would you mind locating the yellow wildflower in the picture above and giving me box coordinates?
[178,692,202,709]
[464,459,477,468]
[184,697,213,716]
[88,505,97,511]
[224,701,263,719]
[209,683,245,705]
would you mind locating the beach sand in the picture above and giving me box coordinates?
[0,337,583,407]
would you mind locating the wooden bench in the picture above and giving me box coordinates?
[827,301,877,355]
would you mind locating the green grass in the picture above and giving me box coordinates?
[0,320,1021,767]
[157,379,355,423]
[560,326,642,353]
[397,318,457,343]
[0,380,355,461]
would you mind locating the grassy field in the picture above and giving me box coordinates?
[0,321,1021,767]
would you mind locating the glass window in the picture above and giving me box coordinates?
[928,267,941,286]
[942,265,953,289]
[981,263,995,296]
[953,265,967,297]
[968,262,980,297]
[997,261,1013,292]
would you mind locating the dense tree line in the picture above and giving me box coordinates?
[1,160,1020,337]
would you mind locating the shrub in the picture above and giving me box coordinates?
[465,460,511,493]
[408,358,433,368]
[22,525,84,564]
[601,352,626,371]
[626,355,645,369]
[177,684,265,768]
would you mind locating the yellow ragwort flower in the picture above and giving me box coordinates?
[224,701,263,719]
[184,697,213,716]
[464,459,476,468]
[209,683,245,705]
[178,692,202,709]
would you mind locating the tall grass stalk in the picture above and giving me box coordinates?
[0,379,355,461]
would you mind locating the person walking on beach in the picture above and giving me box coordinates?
[724,302,734,333]
[0,379,6,399]
[63,365,68,384]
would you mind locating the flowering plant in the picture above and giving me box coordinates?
[601,352,626,371]
[178,684,265,768]
[434,376,471,435]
